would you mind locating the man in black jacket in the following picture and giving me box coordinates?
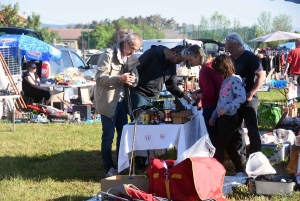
[130,45,189,116]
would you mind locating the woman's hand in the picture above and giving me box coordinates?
[217,108,226,116]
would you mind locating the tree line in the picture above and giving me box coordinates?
[0,2,297,50]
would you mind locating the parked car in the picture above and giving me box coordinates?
[0,27,44,41]
[40,46,96,83]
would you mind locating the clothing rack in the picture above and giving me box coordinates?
[0,52,27,109]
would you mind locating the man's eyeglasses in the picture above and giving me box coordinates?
[126,40,139,52]
[225,37,241,44]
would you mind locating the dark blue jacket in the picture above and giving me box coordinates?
[132,45,184,98]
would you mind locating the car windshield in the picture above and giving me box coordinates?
[87,54,100,66]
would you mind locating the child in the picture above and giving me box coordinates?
[209,54,246,174]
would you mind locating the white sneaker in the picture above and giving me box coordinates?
[235,172,247,177]
[105,167,118,177]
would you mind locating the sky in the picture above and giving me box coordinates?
[2,0,300,30]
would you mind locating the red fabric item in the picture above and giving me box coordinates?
[148,157,228,201]
[287,47,300,75]
[114,184,157,201]
[198,60,224,107]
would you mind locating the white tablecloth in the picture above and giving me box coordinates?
[118,110,208,172]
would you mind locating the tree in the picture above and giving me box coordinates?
[256,11,272,36]
[26,12,41,30]
[39,27,60,43]
[197,12,231,41]
[272,13,293,32]
[88,24,115,50]
[0,2,24,27]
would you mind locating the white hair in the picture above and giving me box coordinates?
[226,32,244,46]
[125,33,143,46]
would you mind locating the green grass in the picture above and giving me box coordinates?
[0,90,299,200]
[0,123,105,201]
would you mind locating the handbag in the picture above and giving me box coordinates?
[147,157,228,201]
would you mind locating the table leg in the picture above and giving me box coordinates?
[277,88,289,107]
[78,87,82,105]
[12,99,15,132]
[184,77,188,92]
[191,77,195,92]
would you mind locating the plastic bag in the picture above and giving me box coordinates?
[273,128,295,145]
[258,103,282,129]
[246,152,276,177]
[174,134,215,166]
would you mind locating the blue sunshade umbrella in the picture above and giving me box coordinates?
[0,34,62,61]
[285,0,300,4]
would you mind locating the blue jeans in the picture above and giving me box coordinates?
[202,106,219,146]
[130,91,157,120]
[101,101,128,172]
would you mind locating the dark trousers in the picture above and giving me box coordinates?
[231,95,261,163]
[202,106,219,146]
[101,101,128,172]
[26,89,51,103]
[214,114,243,172]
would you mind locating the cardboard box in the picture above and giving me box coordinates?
[172,115,196,124]
[288,107,297,117]
[171,109,192,118]
[261,143,290,161]
[172,117,189,124]
[290,144,300,157]
[101,175,149,195]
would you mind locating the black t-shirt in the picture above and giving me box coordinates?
[232,51,261,93]
[22,71,39,96]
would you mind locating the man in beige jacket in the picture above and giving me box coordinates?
[94,33,142,177]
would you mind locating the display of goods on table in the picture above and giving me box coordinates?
[54,67,86,84]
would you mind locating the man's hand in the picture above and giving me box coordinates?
[209,118,216,126]
[246,91,255,101]
[119,73,136,85]
[217,108,226,116]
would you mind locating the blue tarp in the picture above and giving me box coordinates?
[278,42,295,50]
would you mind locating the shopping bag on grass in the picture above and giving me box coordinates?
[148,157,228,201]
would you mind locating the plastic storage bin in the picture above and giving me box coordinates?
[261,143,290,161]
[255,175,295,195]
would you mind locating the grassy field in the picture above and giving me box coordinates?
[0,89,300,200]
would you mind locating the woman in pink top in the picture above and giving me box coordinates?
[182,45,224,145]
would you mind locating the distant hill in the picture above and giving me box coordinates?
[41,23,75,28]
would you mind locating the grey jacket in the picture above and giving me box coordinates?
[94,41,139,118]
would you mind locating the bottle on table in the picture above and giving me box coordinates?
[163,98,173,124]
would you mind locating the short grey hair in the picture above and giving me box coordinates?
[226,32,244,46]
[125,33,143,46]
[181,44,207,65]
